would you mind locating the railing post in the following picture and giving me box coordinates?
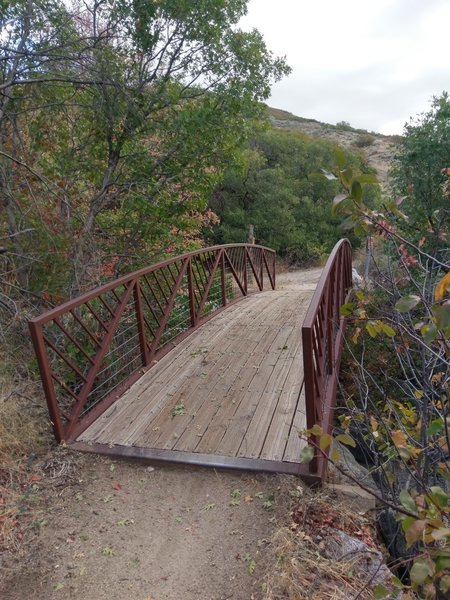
[243,247,248,295]
[134,279,149,366]
[327,276,334,375]
[187,257,196,326]
[220,249,227,307]
[302,326,318,474]
[273,252,276,289]
[29,322,64,442]
[260,249,264,290]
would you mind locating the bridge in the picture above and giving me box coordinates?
[29,241,352,483]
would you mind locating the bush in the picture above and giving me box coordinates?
[354,134,376,148]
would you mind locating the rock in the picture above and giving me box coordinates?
[377,508,416,564]
[352,268,364,288]
[326,483,376,513]
[322,527,398,592]
[328,440,379,492]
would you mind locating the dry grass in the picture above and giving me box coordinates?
[263,489,386,600]
[0,346,53,554]
[0,380,49,465]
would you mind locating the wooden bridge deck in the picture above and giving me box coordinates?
[73,271,321,474]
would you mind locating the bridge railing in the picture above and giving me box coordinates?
[29,244,276,443]
[302,239,352,477]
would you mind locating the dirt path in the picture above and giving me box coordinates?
[3,453,301,600]
[2,270,319,600]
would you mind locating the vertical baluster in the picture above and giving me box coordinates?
[187,257,196,326]
[220,249,226,306]
[243,246,248,294]
[134,280,149,366]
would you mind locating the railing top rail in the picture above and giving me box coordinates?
[30,244,275,326]
[302,239,352,330]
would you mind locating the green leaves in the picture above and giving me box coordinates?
[433,303,450,337]
[429,486,449,509]
[395,295,421,313]
[340,303,354,316]
[172,403,185,417]
[410,559,433,586]
[351,180,362,203]
[299,445,314,464]
[365,320,395,338]
[319,433,333,451]
[335,433,356,448]
[399,490,417,514]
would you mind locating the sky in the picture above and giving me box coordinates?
[239,0,450,134]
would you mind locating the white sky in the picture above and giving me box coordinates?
[239,0,450,134]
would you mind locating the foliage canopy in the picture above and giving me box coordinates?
[0,0,289,296]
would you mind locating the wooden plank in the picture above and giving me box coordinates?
[235,315,305,460]
[260,340,306,461]
[172,334,269,452]
[193,349,268,454]
[283,387,308,463]
[78,334,199,441]
[236,356,294,459]
[111,330,238,445]
[70,441,309,477]
[194,298,303,455]
[212,324,296,457]
[80,303,247,443]
[153,292,298,453]
[136,332,260,450]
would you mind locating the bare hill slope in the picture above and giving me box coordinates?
[268,107,400,191]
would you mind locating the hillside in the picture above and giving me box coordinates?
[267,107,400,191]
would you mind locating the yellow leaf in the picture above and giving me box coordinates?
[405,520,426,546]
[352,327,361,344]
[391,430,408,448]
[435,272,450,301]
[431,527,450,541]
[331,448,342,462]
[370,415,378,432]
[319,433,333,451]
[335,433,356,447]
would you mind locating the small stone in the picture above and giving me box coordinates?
[147,466,155,472]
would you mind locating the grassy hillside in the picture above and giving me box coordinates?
[266,106,401,191]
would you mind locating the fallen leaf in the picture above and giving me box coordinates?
[111,483,122,491]
[244,495,253,503]
[30,474,42,482]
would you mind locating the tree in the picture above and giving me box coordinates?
[207,127,376,263]
[0,0,290,296]
[390,92,450,248]
[328,154,450,597]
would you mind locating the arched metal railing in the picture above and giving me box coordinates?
[302,239,353,478]
[29,244,276,443]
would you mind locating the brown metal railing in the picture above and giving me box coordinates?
[302,239,352,477]
[29,244,276,443]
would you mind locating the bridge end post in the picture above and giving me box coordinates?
[29,320,64,443]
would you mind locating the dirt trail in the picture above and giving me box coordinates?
[2,270,319,600]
